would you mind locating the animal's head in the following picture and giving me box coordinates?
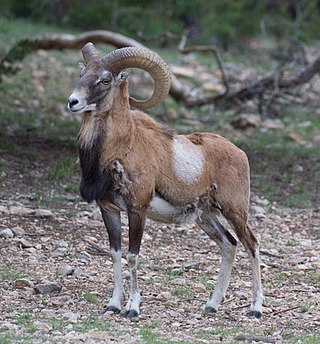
[68,43,171,114]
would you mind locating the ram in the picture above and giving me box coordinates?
[68,43,264,318]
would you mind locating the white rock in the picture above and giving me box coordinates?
[34,209,54,218]
[33,320,52,333]
[11,226,25,237]
[0,228,14,238]
[57,264,74,276]
[9,206,34,216]
[62,311,80,323]
[170,278,186,285]
[250,205,266,214]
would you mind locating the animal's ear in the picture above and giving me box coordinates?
[115,70,130,84]
[79,62,86,74]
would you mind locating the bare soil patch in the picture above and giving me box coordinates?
[0,141,319,344]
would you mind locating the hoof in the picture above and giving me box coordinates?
[125,309,139,318]
[248,310,262,318]
[205,306,217,314]
[105,306,121,314]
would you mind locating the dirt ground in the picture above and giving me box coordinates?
[0,142,319,344]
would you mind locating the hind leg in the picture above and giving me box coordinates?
[227,213,264,318]
[197,212,237,313]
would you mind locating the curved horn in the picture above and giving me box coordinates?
[82,42,99,64]
[101,47,171,109]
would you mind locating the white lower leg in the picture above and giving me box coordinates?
[125,252,141,316]
[206,244,236,312]
[249,249,264,316]
[107,249,125,312]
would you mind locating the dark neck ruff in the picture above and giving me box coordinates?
[77,132,112,203]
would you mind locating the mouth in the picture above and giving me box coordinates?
[67,104,97,114]
[68,106,86,114]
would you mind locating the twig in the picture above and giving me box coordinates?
[232,303,251,310]
[272,305,300,316]
[260,250,284,258]
[85,239,109,256]
[178,33,229,94]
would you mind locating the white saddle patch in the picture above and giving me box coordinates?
[172,136,204,184]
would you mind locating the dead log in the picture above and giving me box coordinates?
[1,30,319,110]
[0,30,188,102]
[178,36,320,107]
[184,54,320,107]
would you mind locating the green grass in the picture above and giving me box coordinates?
[0,264,29,282]
[284,334,320,344]
[140,328,188,344]
[0,334,35,344]
[49,317,65,332]
[47,156,78,181]
[82,292,99,304]
[74,316,110,333]
[171,287,191,298]
[14,312,37,334]
[237,118,320,208]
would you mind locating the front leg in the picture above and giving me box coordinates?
[125,210,146,318]
[100,207,125,314]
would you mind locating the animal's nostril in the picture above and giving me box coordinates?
[68,99,79,108]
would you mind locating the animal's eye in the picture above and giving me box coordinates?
[100,79,110,86]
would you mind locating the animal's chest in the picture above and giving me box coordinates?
[78,143,132,204]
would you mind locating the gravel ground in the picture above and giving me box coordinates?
[0,193,319,343]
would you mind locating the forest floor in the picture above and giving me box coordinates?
[0,135,319,344]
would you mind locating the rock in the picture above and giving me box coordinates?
[9,206,34,216]
[157,291,172,300]
[182,261,199,271]
[171,66,196,78]
[170,278,186,285]
[34,209,54,218]
[292,164,304,173]
[34,283,62,295]
[86,330,114,341]
[76,252,90,261]
[234,290,247,299]
[11,226,25,237]
[16,238,33,248]
[251,195,269,206]
[57,264,74,276]
[194,283,206,292]
[0,228,14,238]
[33,320,52,333]
[62,311,80,323]
[73,267,84,278]
[263,118,285,130]
[14,278,34,289]
[250,205,266,215]
[231,114,261,130]
[288,132,306,145]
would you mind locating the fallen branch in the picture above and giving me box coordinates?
[1,30,319,110]
[272,305,300,316]
[178,33,229,94]
[0,30,187,102]
[185,54,320,107]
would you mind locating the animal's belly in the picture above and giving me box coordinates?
[100,193,202,225]
[146,195,201,224]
